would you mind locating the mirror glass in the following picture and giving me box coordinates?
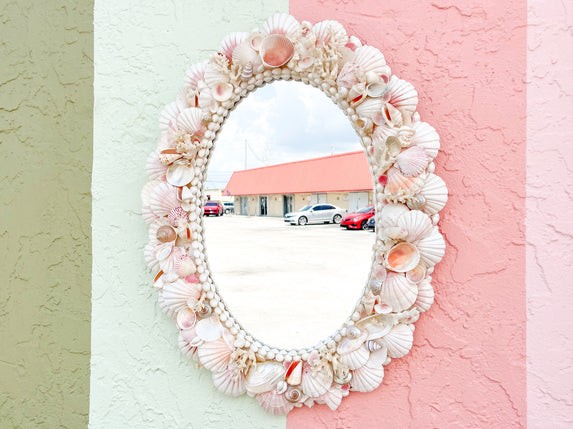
[204,81,375,350]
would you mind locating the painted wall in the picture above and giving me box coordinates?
[0,0,93,427]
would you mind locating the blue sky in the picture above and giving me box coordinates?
[205,81,361,189]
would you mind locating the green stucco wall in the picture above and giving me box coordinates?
[0,1,93,427]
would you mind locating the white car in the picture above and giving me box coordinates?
[284,204,347,226]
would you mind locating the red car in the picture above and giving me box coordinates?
[340,205,375,230]
[203,201,224,216]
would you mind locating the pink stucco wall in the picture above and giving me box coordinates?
[289,1,527,427]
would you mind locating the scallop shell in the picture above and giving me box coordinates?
[257,390,294,415]
[386,242,421,273]
[381,324,414,358]
[144,242,160,271]
[204,63,230,87]
[337,330,367,355]
[396,210,434,243]
[159,101,181,132]
[406,263,427,284]
[418,174,448,215]
[146,151,168,180]
[353,45,390,76]
[339,345,370,370]
[415,279,434,312]
[180,325,202,348]
[261,13,300,37]
[411,120,440,160]
[197,333,234,372]
[385,167,424,195]
[149,182,179,217]
[260,34,294,68]
[174,254,197,277]
[356,97,385,125]
[313,385,349,411]
[142,205,158,225]
[213,364,247,397]
[141,179,162,207]
[198,88,218,113]
[176,107,206,136]
[381,272,418,312]
[219,31,249,60]
[232,41,262,68]
[166,159,195,187]
[195,316,224,342]
[387,76,418,115]
[379,203,409,227]
[312,20,348,47]
[372,123,397,148]
[246,362,285,395]
[395,146,428,177]
[158,278,200,318]
[350,363,384,393]
[416,227,445,268]
[178,330,199,359]
[184,61,207,91]
[301,363,333,398]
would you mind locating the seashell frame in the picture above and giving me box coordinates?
[142,14,447,415]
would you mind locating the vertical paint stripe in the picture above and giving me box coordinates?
[526,1,573,427]
[0,1,93,427]
[91,1,287,427]
[288,1,527,427]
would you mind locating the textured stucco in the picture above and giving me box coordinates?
[91,1,288,428]
[0,0,93,427]
[526,1,573,427]
[288,1,527,427]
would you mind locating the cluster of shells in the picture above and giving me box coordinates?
[141,14,447,415]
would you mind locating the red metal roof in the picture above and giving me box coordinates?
[224,151,372,196]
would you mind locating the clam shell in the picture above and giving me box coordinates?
[355,314,393,340]
[212,82,234,102]
[159,101,181,132]
[406,263,427,284]
[312,20,348,47]
[416,227,446,268]
[166,159,195,187]
[176,107,206,136]
[380,203,409,227]
[261,13,300,37]
[350,362,384,393]
[386,242,421,273]
[257,390,294,415]
[197,332,234,372]
[149,182,179,217]
[385,167,425,195]
[176,307,197,330]
[381,324,414,358]
[184,61,207,91]
[387,75,418,115]
[356,97,385,125]
[381,272,418,312]
[260,34,294,68]
[415,279,435,312]
[339,345,370,370]
[395,145,428,177]
[246,362,285,395]
[158,277,200,318]
[337,330,368,354]
[383,102,403,127]
[219,31,249,60]
[419,174,448,215]
[301,363,333,398]
[412,120,440,160]
[212,364,247,397]
[195,316,224,342]
[146,151,168,180]
[232,41,262,68]
[396,210,434,243]
[366,81,389,98]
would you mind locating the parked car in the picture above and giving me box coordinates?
[284,204,347,226]
[366,216,376,232]
[340,205,375,230]
[223,202,234,214]
[203,201,224,216]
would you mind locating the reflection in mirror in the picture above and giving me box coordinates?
[204,81,375,350]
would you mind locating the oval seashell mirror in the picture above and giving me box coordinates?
[142,13,447,415]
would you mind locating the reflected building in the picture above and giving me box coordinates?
[223,151,373,217]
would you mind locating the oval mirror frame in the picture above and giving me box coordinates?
[142,14,448,415]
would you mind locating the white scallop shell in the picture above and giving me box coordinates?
[195,316,224,342]
[313,384,349,411]
[312,20,348,47]
[198,88,218,113]
[141,179,162,207]
[336,330,367,355]
[385,167,425,195]
[257,389,294,415]
[381,324,414,358]
[183,61,207,91]
[415,279,434,312]
[159,245,184,274]
[387,75,418,115]
[395,146,428,177]
[159,101,181,132]
[381,272,418,312]
[146,151,167,180]
[166,159,195,187]
[246,362,285,395]
[419,174,448,215]
[219,31,249,60]
[144,243,160,271]
[149,182,179,217]
[412,120,440,160]
[260,34,294,68]
[261,13,300,37]
[176,107,206,136]
[301,363,333,398]
[158,278,200,318]
[350,362,384,393]
[416,227,446,268]
[212,364,247,397]
[355,314,393,340]
[339,345,370,370]
[372,123,397,148]
[203,63,230,87]
[178,331,198,359]
[396,210,434,243]
[197,333,234,372]
[379,203,409,227]
[232,41,262,68]
[356,97,385,125]
[142,205,157,225]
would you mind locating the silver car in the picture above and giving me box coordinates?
[284,204,347,226]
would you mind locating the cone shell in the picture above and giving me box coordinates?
[176,107,206,136]
[412,120,440,160]
[339,345,370,370]
[257,390,294,415]
[213,365,247,397]
[415,279,434,312]
[381,272,418,312]
[312,20,348,47]
[419,174,448,215]
[184,61,207,91]
[261,13,300,37]
[395,146,428,177]
[396,210,434,243]
[301,364,333,398]
[219,31,249,60]
[386,242,420,273]
[260,34,294,68]
[416,227,445,268]
[350,362,384,393]
[387,75,418,115]
[246,362,285,395]
[146,151,168,180]
[149,182,179,217]
[158,278,200,318]
[381,324,414,358]
[159,101,181,132]
[197,333,234,372]
[166,159,195,187]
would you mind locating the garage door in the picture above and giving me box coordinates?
[348,192,369,212]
